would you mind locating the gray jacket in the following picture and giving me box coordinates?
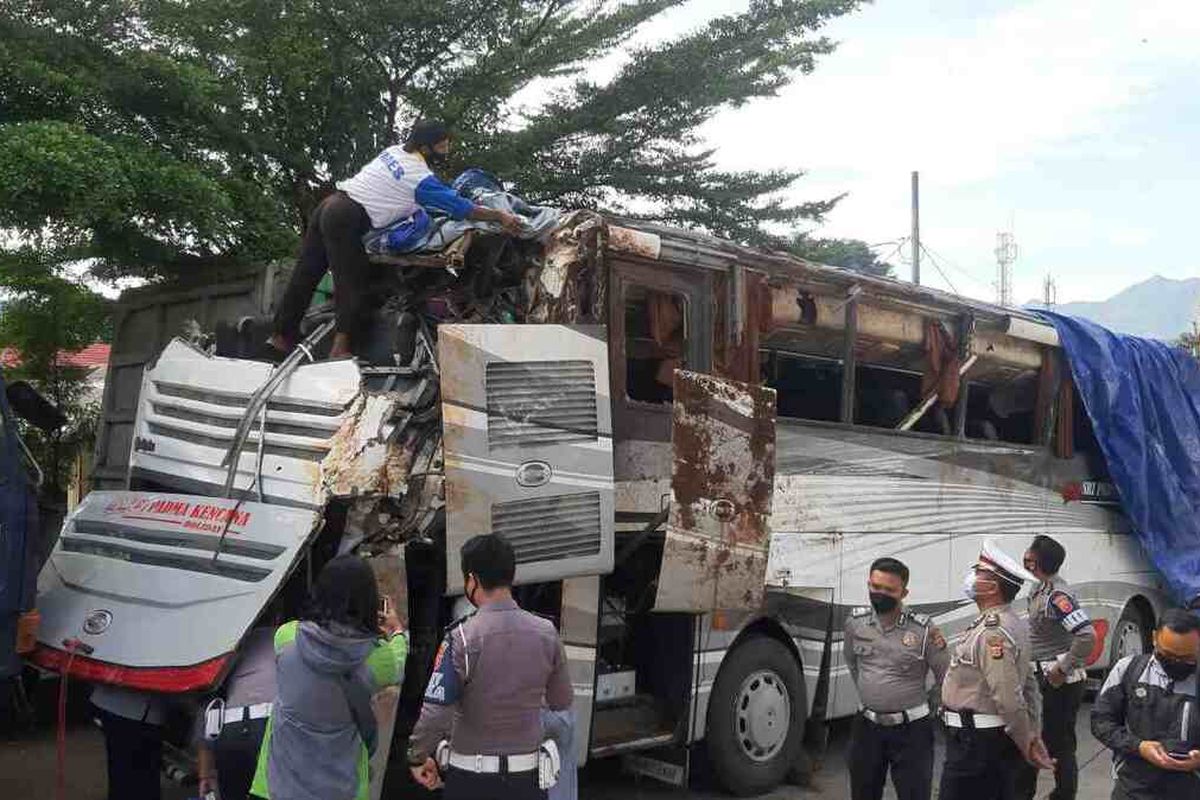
[265,620,406,800]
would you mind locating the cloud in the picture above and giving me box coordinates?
[694,0,1200,304]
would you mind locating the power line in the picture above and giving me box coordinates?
[919,243,960,295]
[919,242,993,289]
[874,236,909,267]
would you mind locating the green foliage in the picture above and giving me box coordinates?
[2,0,865,277]
[1,1,868,487]
[787,235,895,278]
[0,249,110,493]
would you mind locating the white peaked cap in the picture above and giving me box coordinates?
[974,539,1037,586]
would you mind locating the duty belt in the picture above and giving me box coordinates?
[860,702,930,727]
[448,751,539,774]
[941,709,1005,729]
[203,701,272,739]
[1033,658,1086,684]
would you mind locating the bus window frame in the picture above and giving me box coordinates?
[610,259,712,443]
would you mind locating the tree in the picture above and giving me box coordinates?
[0,250,110,495]
[1175,326,1200,358]
[1,0,867,476]
[787,235,895,278]
[0,0,865,281]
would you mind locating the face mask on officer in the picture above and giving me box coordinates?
[868,592,899,613]
[961,567,999,600]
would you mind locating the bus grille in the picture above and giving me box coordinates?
[492,492,603,563]
[486,361,598,448]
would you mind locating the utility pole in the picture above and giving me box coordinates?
[994,231,1018,307]
[1042,274,1057,308]
[911,171,920,285]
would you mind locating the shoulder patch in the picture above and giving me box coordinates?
[1049,591,1077,617]
[987,636,1007,660]
[423,633,462,706]
[984,612,1000,627]
[929,627,947,650]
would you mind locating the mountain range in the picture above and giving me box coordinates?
[1026,275,1200,341]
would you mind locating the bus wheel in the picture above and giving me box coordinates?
[1112,603,1151,664]
[707,636,805,796]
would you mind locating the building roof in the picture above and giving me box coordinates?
[1,342,111,370]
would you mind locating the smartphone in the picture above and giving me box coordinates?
[1167,751,1193,760]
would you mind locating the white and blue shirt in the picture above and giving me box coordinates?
[337,147,474,229]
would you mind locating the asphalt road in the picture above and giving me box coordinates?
[584,708,1117,800]
[1,682,1118,800]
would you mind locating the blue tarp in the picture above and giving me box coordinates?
[1039,311,1200,606]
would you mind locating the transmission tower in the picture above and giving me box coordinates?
[994,232,1018,307]
[1042,274,1057,308]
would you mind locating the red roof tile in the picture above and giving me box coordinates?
[0,343,111,370]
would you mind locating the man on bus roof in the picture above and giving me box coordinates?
[939,540,1054,800]
[1015,535,1097,800]
[843,557,950,800]
[264,120,523,362]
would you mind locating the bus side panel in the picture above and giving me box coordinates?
[561,575,600,765]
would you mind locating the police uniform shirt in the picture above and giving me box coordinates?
[941,604,1042,752]
[409,598,573,761]
[843,606,950,712]
[1026,575,1096,672]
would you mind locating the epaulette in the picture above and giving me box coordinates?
[850,606,872,618]
[910,613,932,627]
[983,612,1001,627]
[445,610,476,634]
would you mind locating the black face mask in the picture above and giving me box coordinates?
[1156,651,1198,682]
[869,592,900,614]
[424,147,448,167]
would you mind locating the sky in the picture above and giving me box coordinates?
[630,0,1200,305]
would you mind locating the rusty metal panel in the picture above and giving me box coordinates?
[654,371,777,612]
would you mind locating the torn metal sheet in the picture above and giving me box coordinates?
[320,394,413,498]
[607,225,661,260]
[530,210,608,324]
[654,371,777,612]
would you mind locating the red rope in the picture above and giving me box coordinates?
[56,640,82,800]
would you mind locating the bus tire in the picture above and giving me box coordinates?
[1111,601,1151,665]
[706,636,805,796]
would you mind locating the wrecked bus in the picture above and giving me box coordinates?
[29,211,1166,794]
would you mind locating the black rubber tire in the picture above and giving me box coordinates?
[706,636,806,796]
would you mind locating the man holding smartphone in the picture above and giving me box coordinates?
[1091,608,1200,799]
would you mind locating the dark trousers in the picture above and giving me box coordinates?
[939,725,1023,800]
[214,717,268,800]
[1015,678,1085,800]
[96,708,163,800]
[443,767,547,800]
[274,190,373,345]
[848,714,934,800]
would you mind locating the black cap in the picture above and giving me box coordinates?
[405,119,450,148]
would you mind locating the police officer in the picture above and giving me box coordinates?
[1015,535,1097,800]
[939,541,1055,800]
[408,534,573,800]
[844,557,949,800]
